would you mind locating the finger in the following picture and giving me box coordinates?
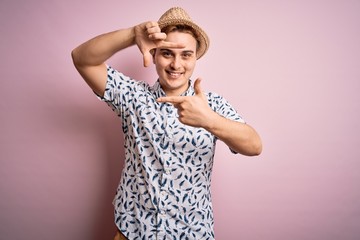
[157,96,185,103]
[158,40,185,49]
[148,32,167,41]
[145,21,159,29]
[194,78,203,95]
[146,26,161,34]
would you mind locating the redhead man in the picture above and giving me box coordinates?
[72,7,262,240]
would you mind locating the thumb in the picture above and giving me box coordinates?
[194,78,203,95]
[143,51,152,67]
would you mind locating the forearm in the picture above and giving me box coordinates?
[156,79,262,155]
[204,113,262,156]
[71,27,135,67]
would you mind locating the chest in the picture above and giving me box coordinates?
[122,93,215,154]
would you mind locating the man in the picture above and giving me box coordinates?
[72,7,262,240]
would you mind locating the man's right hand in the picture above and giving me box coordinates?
[72,21,184,97]
[134,21,184,67]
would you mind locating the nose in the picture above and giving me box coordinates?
[170,56,181,70]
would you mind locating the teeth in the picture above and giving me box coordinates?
[169,72,181,76]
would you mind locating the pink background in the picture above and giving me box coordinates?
[1,0,360,239]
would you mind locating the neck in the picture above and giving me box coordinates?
[160,80,191,97]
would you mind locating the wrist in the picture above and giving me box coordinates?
[202,111,220,132]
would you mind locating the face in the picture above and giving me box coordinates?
[153,31,197,96]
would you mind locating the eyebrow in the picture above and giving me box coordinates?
[159,48,195,54]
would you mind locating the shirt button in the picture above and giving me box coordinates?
[164,168,171,175]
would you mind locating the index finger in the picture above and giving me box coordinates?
[157,96,185,103]
[157,40,185,49]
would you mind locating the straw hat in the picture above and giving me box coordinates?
[158,7,210,59]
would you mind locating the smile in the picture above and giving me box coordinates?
[166,71,183,78]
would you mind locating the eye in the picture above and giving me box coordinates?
[161,51,173,58]
[182,52,193,59]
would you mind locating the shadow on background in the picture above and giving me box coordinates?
[77,105,125,240]
[46,88,125,240]
[90,113,124,240]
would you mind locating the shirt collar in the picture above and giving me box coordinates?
[152,79,194,98]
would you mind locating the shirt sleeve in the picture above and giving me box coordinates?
[96,65,137,118]
[207,92,245,124]
[207,92,246,154]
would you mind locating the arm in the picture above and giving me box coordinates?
[71,27,135,96]
[157,78,262,156]
[204,111,262,156]
[71,22,184,96]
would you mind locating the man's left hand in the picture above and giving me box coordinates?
[157,78,215,128]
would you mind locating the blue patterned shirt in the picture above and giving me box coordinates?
[99,66,244,240]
